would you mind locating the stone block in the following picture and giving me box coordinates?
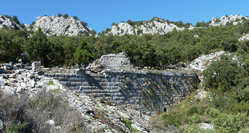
[32,61,41,72]
[80,86,89,89]
[82,90,92,93]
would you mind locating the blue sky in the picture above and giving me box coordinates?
[1,0,249,33]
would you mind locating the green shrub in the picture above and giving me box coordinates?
[162,113,182,126]
[63,14,69,18]
[8,122,28,133]
[57,13,62,17]
[209,90,237,112]
[203,56,248,91]
[124,119,139,132]
[47,80,54,86]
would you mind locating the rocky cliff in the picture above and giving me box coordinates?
[1,14,249,36]
[210,14,249,26]
[30,16,94,36]
[108,17,194,36]
[0,15,22,30]
[108,15,249,36]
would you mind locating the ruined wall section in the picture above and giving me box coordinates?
[87,52,132,71]
[45,69,199,111]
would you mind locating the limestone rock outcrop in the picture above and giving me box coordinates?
[31,16,94,36]
[210,14,249,26]
[108,15,249,36]
[0,15,22,30]
[239,34,249,41]
[109,17,193,36]
[186,51,226,72]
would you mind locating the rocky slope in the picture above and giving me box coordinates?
[239,33,249,41]
[210,14,249,26]
[0,15,22,30]
[30,16,94,36]
[108,17,194,36]
[0,68,150,132]
[1,14,249,36]
[108,14,249,36]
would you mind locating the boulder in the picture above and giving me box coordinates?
[239,34,249,41]
[32,61,41,72]
[0,120,3,131]
[199,123,214,130]
[45,119,55,125]
[0,80,6,86]
[0,69,9,74]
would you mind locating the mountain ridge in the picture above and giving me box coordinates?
[0,14,248,36]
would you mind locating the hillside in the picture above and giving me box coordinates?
[0,15,23,30]
[0,14,249,133]
[105,14,249,36]
[29,15,95,36]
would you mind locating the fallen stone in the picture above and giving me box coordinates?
[38,71,44,75]
[199,123,214,130]
[45,119,55,125]
[0,80,6,86]
[3,86,15,95]
[0,69,9,74]
[0,120,3,131]
[194,89,208,100]
[32,61,41,72]
[31,80,36,88]
[16,86,24,94]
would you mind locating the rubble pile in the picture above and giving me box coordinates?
[0,63,151,132]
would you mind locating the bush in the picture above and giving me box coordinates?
[203,56,248,91]
[63,14,69,19]
[0,88,86,133]
[57,13,62,17]
[8,122,28,133]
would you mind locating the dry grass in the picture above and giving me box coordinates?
[0,89,86,133]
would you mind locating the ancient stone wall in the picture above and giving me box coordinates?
[87,52,132,70]
[45,69,199,111]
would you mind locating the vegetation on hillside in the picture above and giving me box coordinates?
[153,41,249,132]
[1,19,249,68]
[1,16,249,132]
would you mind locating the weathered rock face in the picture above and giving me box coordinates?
[31,16,94,36]
[87,52,132,71]
[109,14,249,36]
[0,15,22,30]
[109,18,193,36]
[239,34,249,41]
[210,14,249,26]
[186,51,226,72]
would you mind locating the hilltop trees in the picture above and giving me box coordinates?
[74,41,96,67]
[0,16,246,69]
[0,29,26,63]
[25,28,51,66]
[25,28,65,67]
